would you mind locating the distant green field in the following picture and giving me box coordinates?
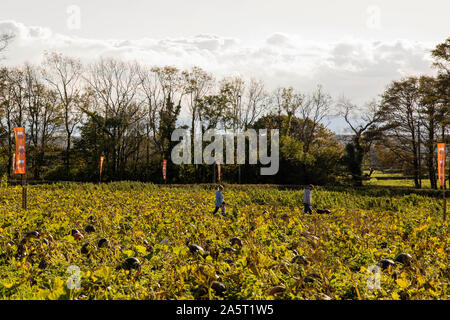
[363,171,449,189]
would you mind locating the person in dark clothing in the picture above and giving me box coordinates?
[303,184,314,214]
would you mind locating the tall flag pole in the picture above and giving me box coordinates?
[12,153,16,174]
[14,127,27,210]
[437,143,446,222]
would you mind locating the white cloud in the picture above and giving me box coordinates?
[0,19,437,108]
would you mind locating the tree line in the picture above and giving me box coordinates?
[340,38,449,188]
[0,37,448,187]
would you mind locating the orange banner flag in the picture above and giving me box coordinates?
[100,156,104,175]
[437,143,445,187]
[14,127,26,175]
[162,160,167,180]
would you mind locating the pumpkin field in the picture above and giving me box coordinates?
[0,182,448,300]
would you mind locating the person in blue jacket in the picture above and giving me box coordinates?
[213,185,226,215]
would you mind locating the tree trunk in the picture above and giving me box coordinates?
[417,123,422,188]
[411,134,420,189]
[7,118,12,177]
[66,132,71,178]
[146,124,150,181]
[426,125,437,189]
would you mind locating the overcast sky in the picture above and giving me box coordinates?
[0,0,448,131]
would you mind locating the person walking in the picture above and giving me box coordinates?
[213,185,226,215]
[303,184,314,214]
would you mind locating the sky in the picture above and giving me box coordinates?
[0,0,448,132]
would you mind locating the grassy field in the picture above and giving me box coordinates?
[363,170,449,189]
[365,179,435,188]
[0,183,448,300]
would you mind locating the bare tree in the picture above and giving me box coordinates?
[241,79,268,130]
[338,97,383,186]
[182,66,215,134]
[219,76,246,133]
[0,33,14,56]
[300,85,332,152]
[41,52,84,177]
[84,58,144,178]
[0,67,13,176]
[0,67,29,177]
[23,64,61,179]
[271,86,304,136]
[6,68,27,127]
[180,67,215,178]
[138,66,162,179]
[217,77,269,132]
[151,66,186,160]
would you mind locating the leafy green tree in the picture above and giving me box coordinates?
[431,37,449,141]
[252,114,343,185]
[379,77,423,188]
[72,115,110,181]
[430,38,449,189]
[418,76,441,189]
